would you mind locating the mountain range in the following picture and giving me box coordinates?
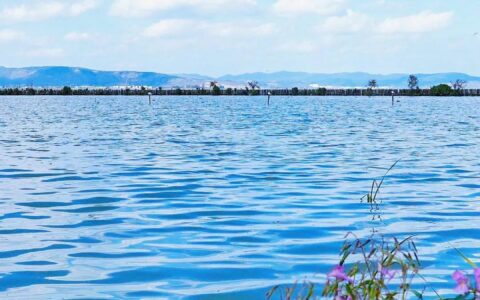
[1,66,479,89]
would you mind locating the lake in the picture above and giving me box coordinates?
[0,96,479,299]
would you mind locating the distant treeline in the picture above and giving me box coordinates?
[0,84,479,97]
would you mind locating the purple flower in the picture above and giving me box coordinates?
[381,268,396,282]
[335,296,352,300]
[474,268,480,291]
[452,270,470,294]
[328,265,353,283]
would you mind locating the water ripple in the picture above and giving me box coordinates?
[0,96,479,298]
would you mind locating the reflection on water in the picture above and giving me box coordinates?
[0,96,479,299]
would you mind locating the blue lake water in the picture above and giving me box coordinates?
[0,96,479,299]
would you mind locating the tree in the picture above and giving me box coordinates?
[368,80,378,89]
[247,81,259,90]
[174,88,183,95]
[246,81,260,95]
[450,79,467,96]
[225,88,233,95]
[451,79,467,90]
[291,87,299,96]
[209,81,218,89]
[61,86,73,95]
[250,89,260,96]
[430,84,453,96]
[212,85,221,96]
[316,87,327,96]
[408,75,419,90]
[25,88,36,95]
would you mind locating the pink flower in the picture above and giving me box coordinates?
[452,270,470,294]
[474,268,480,291]
[328,265,353,283]
[381,268,396,282]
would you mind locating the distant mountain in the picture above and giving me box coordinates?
[219,71,480,89]
[0,66,177,87]
[1,66,479,89]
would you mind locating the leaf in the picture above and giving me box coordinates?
[304,283,314,300]
[412,290,424,299]
[454,248,478,268]
[266,286,279,300]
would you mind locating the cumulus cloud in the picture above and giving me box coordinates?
[378,11,453,34]
[65,32,91,41]
[0,2,64,22]
[111,0,256,17]
[318,10,371,33]
[215,23,276,37]
[70,0,100,16]
[0,0,99,23]
[144,19,194,38]
[273,0,345,16]
[0,29,24,42]
[144,19,275,38]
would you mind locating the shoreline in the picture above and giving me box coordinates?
[0,87,479,97]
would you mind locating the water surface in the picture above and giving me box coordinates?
[0,96,479,299]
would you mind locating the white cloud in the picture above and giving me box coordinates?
[214,23,276,37]
[111,0,256,17]
[318,10,371,33]
[65,32,91,41]
[378,11,453,34]
[0,1,99,23]
[144,19,194,38]
[144,19,275,38]
[0,2,64,22]
[0,29,24,42]
[273,0,345,15]
[69,0,100,16]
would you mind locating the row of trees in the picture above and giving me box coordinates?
[367,75,468,96]
[2,87,479,97]
[0,77,473,97]
[215,76,469,97]
[209,80,262,96]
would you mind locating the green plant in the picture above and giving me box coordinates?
[266,159,480,300]
[267,282,315,300]
[430,84,453,96]
[321,235,421,300]
[250,89,260,96]
[368,80,378,89]
[61,86,73,95]
[316,88,327,96]
[212,85,221,96]
[267,162,459,300]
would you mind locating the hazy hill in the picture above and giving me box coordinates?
[219,71,480,88]
[0,66,177,87]
[1,66,479,89]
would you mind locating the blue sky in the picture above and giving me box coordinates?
[0,0,478,76]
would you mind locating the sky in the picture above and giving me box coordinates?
[0,0,479,76]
